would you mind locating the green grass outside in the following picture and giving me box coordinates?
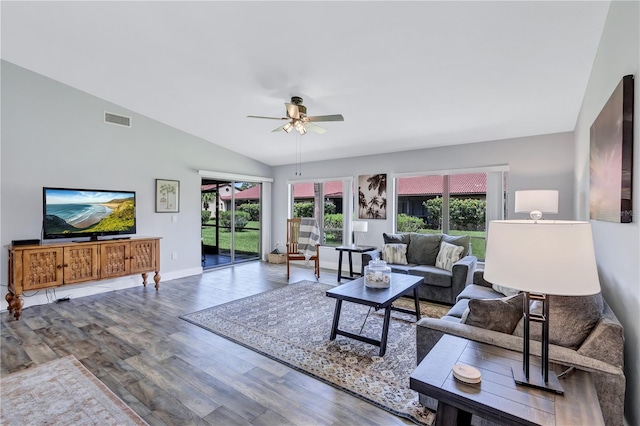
[202,218,486,259]
[202,220,260,254]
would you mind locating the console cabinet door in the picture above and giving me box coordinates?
[63,244,99,284]
[22,247,64,290]
[100,242,131,278]
[130,239,158,274]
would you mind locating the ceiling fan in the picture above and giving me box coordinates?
[247,96,344,135]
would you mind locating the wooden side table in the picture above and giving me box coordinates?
[335,245,377,281]
[409,334,604,426]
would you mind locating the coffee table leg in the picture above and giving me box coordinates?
[330,300,343,340]
[413,287,421,321]
[379,307,392,356]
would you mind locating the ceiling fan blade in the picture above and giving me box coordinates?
[285,103,300,119]
[271,124,287,132]
[304,122,327,134]
[306,114,344,122]
[247,115,288,120]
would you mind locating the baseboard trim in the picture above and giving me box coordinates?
[1,267,205,313]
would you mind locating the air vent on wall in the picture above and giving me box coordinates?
[104,112,131,127]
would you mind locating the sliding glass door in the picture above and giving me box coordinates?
[201,179,261,268]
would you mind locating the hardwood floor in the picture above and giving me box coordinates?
[1,261,413,425]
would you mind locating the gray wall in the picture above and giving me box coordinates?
[1,60,272,303]
[573,1,640,424]
[271,131,575,272]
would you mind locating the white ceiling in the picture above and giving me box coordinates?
[1,1,610,166]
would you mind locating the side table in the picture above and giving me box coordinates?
[335,245,377,281]
[409,334,604,426]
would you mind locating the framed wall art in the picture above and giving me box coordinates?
[358,174,387,219]
[156,179,180,213]
[589,74,634,223]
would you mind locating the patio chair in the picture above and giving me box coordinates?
[286,218,320,279]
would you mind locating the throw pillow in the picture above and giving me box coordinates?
[513,293,604,349]
[462,293,524,334]
[407,233,442,265]
[382,243,408,265]
[441,234,471,257]
[492,284,521,297]
[435,241,464,271]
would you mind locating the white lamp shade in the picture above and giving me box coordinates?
[484,220,600,296]
[352,221,368,233]
[515,190,559,214]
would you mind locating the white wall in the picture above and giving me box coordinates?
[271,131,575,273]
[573,1,640,424]
[0,60,272,307]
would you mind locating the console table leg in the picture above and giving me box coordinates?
[337,251,344,281]
[5,292,14,314]
[6,294,23,321]
[141,272,148,286]
[154,272,161,290]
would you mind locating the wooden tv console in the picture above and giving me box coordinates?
[6,237,161,320]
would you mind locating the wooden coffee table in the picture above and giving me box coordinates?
[410,334,604,426]
[325,273,423,356]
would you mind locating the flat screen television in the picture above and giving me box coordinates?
[43,187,136,240]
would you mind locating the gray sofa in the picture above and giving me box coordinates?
[363,232,477,305]
[416,271,625,426]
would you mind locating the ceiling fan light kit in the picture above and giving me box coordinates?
[248,96,344,135]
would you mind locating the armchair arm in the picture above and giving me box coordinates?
[472,269,493,288]
[417,317,623,376]
[361,251,381,264]
[451,255,477,296]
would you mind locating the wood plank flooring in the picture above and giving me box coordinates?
[1,262,413,425]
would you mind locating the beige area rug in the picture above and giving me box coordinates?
[181,280,450,425]
[1,355,147,426]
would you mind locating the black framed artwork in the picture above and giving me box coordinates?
[358,174,387,219]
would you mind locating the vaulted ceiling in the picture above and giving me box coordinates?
[1,1,610,166]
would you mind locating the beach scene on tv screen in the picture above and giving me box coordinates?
[44,189,135,235]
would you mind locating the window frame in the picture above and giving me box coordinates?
[288,176,354,247]
[392,166,508,260]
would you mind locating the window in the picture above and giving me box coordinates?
[291,180,346,247]
[396,170,506,260]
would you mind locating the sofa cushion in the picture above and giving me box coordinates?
[462,293,524,334]
[492,283,521,297]
[446,298,470,319]
[407,233,442,265]
[408,265,452,288]
[388,264,416,274]
[435,241,464,271]
[383,232,410,246]
[456,284,504,303]
[441,234,471,257]
[513,293,604,350]
[382,243,408,265]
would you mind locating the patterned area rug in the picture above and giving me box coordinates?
[181,280,450,425]
[1,355,148,426]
